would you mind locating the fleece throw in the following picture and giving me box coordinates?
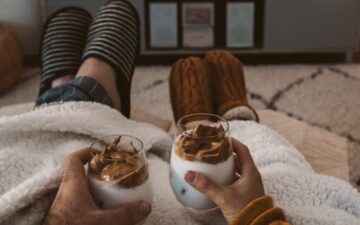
[0,102,359,225]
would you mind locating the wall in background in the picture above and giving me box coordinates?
[0,0,144,56]
[0,0,46,56]
[46,0,103,15]
[264,0,360,51]
[1,0,358,62]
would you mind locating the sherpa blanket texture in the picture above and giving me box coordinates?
[0,102,359,225]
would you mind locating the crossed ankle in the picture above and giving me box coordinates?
[51,75,75,88]
[76,58,121,111]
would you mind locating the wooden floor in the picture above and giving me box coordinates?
[353,39,360,62]
[354,52,360,62]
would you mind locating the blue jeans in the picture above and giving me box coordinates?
[35,76,113,108]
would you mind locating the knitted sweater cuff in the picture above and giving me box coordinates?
[230,196,288,225]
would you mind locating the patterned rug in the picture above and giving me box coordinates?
[1,64,360,189]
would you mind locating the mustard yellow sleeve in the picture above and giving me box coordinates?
[230,196,291,225]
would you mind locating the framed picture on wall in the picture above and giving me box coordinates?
[225,0,264,49]
[182,2,214,48]
[226,2,255,48]
[148,2,178,48]
[144,0,263,52]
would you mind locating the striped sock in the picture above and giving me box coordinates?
[82,0,140,118]
[39,7,92,96]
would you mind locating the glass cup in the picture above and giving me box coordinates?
[170,113,235,210]
[87,135,153,209]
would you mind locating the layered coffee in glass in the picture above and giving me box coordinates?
[87,135,153,209]
[170,114,235,210]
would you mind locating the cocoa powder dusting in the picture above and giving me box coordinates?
[176,122,231,164]
[89,136,148,188]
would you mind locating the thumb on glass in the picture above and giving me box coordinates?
[185,171,224,205]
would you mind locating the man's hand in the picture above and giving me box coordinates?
[43,148,151,225]
[184,139,265,223]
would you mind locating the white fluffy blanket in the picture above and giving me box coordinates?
[0,102,359,225]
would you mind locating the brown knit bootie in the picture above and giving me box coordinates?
[204,50,259,122]
[169,57,214,122]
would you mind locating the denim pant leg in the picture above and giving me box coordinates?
[35,76,113,108]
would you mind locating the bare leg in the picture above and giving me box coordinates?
[45,58,121,111]
[37,0,138,116]
[51,75,74,88]
[76,58,121,111]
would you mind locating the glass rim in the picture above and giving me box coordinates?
[89,134,145,160]
[176,113,229,139]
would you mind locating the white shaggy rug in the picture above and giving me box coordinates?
[0,64,360,190]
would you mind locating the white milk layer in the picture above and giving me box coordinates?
[88,174,153,209]
[170,147,235,210]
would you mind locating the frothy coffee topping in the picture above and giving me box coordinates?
[176,122,231,164]
[89,136,148,188]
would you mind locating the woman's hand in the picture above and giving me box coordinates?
[43,148,152,225]
[184,139,265,223]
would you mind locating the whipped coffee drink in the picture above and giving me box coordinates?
[87,135,153,209]
[170,114,235,210]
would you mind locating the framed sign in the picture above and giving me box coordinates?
[227,2,255,48]
[149,3,178,48]
[145,0,264,52]
[182,2,214,48]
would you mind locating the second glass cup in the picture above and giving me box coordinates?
[170,113,235,210]
[87,135,153,209]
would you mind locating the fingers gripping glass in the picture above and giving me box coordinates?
[87,135,153,209]
[169,114,235,210]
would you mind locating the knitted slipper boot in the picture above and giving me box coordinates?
[204,50,259,122]
[82,0,140,118]
[169,57,214,122]
[39,7,92,96]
